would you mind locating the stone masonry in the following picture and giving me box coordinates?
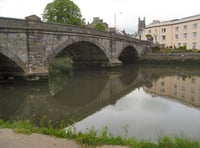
[0,15,150,76]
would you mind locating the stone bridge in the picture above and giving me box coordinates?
[0,15,150,76]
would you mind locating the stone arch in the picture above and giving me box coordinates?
[119,46,139,64]
[0,52,25,73]
[46,38,110,67]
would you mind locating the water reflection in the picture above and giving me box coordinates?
[0,64,200,140]
[0,65,142,126]
[75,89,200,141]
[144,76,200,107]
[0,80,50,122]
[48,56,73,96]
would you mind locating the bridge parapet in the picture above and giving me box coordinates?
[0,16,149,44]
[0,17,27,29]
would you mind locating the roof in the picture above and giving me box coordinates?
[146,14,200,28]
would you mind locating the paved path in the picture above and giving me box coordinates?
[0,129,128,148]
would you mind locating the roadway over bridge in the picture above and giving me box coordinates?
[0,15,150,76]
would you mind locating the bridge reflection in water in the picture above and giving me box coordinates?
[1,64,200,127]
[0,66,141,126]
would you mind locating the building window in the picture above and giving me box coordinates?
[161,28,166,33]
[174,91,177,96]
[191,88,195,94]
[155,29,157,33]
[160,88,165,93]
[191,78,196,84]
[178,43,181,48]
[181,93,185,99]
[148,30,151,33]
[183,25,187,31]
[154,35,157,41]
[162,35,166,40]
[191,96,194,102]
[175,34,179,40]
[174,84,177,88]
[193,42,197,49]
[183,43,187,48]
[193,23,197,29]
[183,33,187,39]
[193,32,197,38]
[160,44,165,48]
[182,86,185,91]
[175,26,179,32]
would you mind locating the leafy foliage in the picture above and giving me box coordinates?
[94,23,106,31]
[146,34,153,41]
[43,0,85,25]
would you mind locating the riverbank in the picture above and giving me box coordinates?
[0,129,127,148]
[140,52,200,64]
[0,119,200,148]
[0,128,80,148]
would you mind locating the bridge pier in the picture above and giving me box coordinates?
[24,59,122,77]
[107,59,123,67]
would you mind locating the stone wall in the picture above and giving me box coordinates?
[140,53,200,64]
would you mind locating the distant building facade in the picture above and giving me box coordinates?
[138,14,200,49]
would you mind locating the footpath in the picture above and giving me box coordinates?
[0,129,128,148]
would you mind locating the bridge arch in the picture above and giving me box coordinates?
[48,39,110,67]
[0,52,25,74]
[119,46,139,64]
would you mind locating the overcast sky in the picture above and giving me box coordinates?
[0,0,199,33]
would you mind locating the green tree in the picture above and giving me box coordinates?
[94,23,106,31]
[43,0,85,25]
[145,34,153,41]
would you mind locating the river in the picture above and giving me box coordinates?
[0,64,200,141]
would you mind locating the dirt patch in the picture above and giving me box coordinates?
[0,129,128,148]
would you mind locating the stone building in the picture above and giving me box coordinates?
[87,17,109,31]
[138,14,200,49]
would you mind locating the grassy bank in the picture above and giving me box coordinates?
[0,119,200,148]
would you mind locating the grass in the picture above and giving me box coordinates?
[0,119,200,147]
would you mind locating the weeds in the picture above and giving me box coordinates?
[0,118,200,148]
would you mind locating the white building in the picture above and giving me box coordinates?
[138,14,200,49]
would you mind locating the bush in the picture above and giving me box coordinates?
[94,23,106,31]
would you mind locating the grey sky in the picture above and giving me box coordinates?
[0,0,199,33]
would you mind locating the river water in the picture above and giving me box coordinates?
[0,64,200,141]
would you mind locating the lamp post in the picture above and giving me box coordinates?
[114,13,116,29]
[114,12,122,30]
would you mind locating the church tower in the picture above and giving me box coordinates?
[138,17,146,39]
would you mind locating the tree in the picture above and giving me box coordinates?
[145,34,153,41]
[43,0,85,25]
[94,23,106,31]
